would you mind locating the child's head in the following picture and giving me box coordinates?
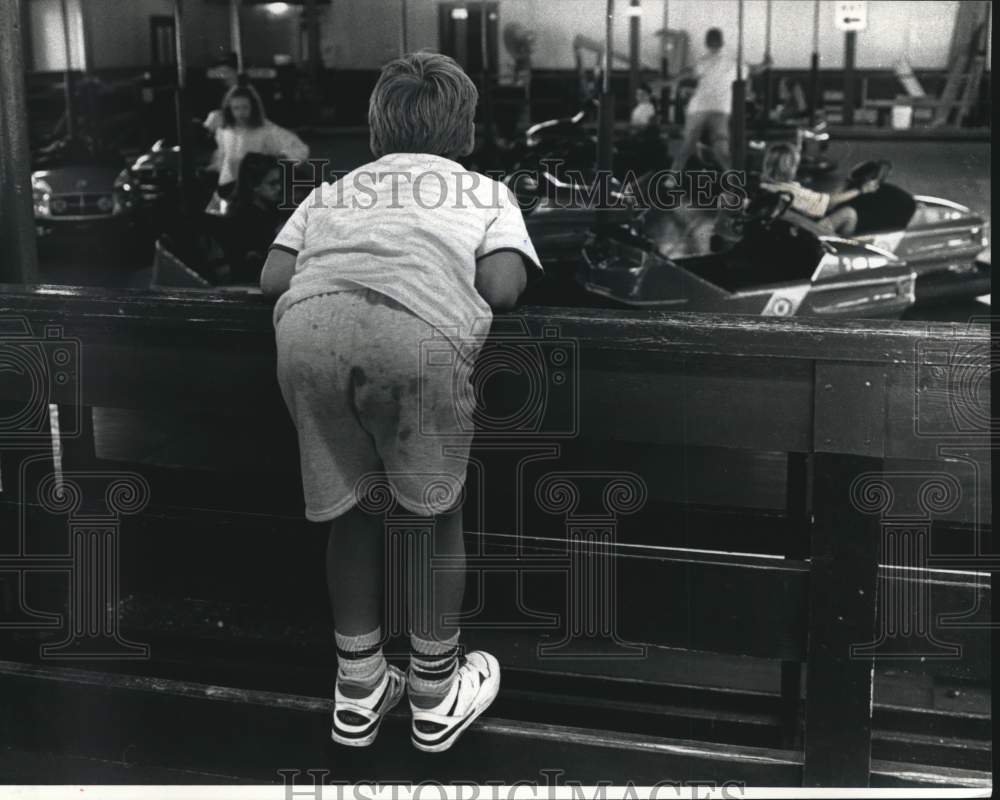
[222,84,265,128]
[762,142,800,182]
[636,83,653,105]
[705,28,724,52]
[368,51,479,160]
[233,153,283,211]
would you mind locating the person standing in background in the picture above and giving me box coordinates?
[671,28,768,173]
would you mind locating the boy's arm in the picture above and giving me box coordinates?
[475,251,529,311]
[260,247,296,297]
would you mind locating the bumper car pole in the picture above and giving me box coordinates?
[731,0,746,171]
[809,0,820,122]
[172,0,194,217]
[596,0,615,228]
[0,0,39,283]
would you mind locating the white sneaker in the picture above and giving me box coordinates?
[409,651,500,753]
[331,664,405,747]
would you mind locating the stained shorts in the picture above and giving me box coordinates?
[276,289,476,520]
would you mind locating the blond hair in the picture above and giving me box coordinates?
[368,52,479,159]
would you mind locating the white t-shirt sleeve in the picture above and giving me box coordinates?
[271,187,316,255]
[476,184,543,283]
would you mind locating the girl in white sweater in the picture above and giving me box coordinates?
[211,84,310,197]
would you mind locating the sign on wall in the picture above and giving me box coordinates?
[834,1,868,32]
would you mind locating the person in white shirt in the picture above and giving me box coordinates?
[759,142,878,235]
[630,83,658,130]
[672,28,761,174]
[209,84,310,197]
[260,52,540,753]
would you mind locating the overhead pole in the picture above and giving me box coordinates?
[229,0,244,73]
[731,0,746,170]
[628,0,641,104]
[596,0,615,227]
[0,0,40,283]
[809,0,821,120]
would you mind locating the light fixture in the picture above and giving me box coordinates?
[626,5,643,16]
[265,2,291,15]
[451,7,469,20]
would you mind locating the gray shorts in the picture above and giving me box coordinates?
[276,289,476,520]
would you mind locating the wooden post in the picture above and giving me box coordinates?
[229,0,243,73]
[843,30,856,126]
[628,0,640,104]
[809,0,821,120]
[0,0,40,284]
[804,358,887,786]
[730,0,746,170]
[304,0,321,89]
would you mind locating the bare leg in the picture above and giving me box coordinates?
[409,504,466,644]
[327,503,385,637]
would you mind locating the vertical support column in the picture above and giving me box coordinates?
[0,0,40,284]
[229,0,244,73]
[628,0,641,104]
[803,454,881,787]
[399,0,408,56]
[730,0,746,170]
[452,3,468,69]
[780,451,811,749]
[762,0,773,130]
[480,1,495,146]
[172,0,192,216]
[596,0,616,228]
[59,0,76,140]
[843,30,857,126]
[809,0,821,121]
[304,0,321,112]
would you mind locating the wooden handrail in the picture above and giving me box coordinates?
[0,284,990,787]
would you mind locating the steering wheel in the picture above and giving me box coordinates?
[736,189,794,234]
[846,159,892,190]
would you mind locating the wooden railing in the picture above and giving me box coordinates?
[0,285,991,786]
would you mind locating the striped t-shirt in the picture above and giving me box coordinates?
[271,152,542,349]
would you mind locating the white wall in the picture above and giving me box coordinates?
[28,0,980,73]
[492,0,964,72]
[30,0,87,71]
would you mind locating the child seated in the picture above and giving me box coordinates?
[220,153,286,284]
[759,142,878,236]
[260,52,541,752]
